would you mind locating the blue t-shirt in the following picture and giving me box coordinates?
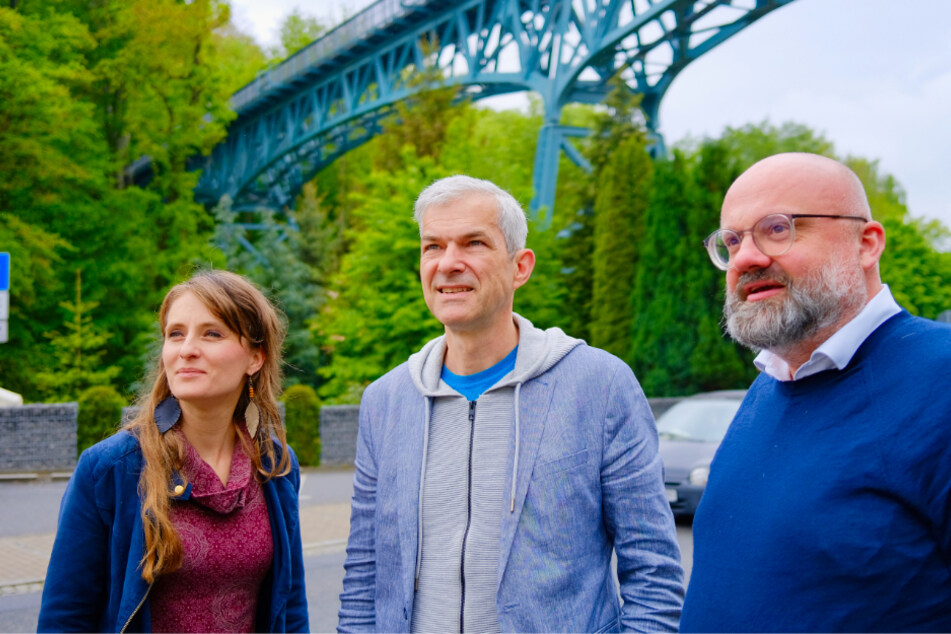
[441,346,518,401]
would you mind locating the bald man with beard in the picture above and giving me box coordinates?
[680,153,951,633]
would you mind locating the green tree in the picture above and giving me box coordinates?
[0,215,70,399]
[630,153,707,394]
[282,383,321,466]
[694,120,835,171]
[77,385,126,452]
[270,9,324,60]
[879,217,951,318]
[213,197,323,389]
[36,270,121,400]
[375,48,469,172]
[582,78,652,356]
[627,147,753,397]
[0,7,98,218]
[559,78,649,343]
[683,142,756,392]
[317,152,446,402]
[0,1,252,398]
[212,23,267,90]
[590,135,653,358]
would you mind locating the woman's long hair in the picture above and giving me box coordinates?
[125,270,289,582]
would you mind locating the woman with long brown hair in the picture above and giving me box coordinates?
[38,270,308,632]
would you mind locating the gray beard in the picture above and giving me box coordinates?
[723,256,867,353]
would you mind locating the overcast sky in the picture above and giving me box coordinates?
[228,0,951,231]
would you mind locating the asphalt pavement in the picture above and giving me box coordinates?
[0,468,694,632]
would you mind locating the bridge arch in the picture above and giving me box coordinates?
[195,0,795,227]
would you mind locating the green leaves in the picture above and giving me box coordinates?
[35,271,121,401]
[0,2,251,401]
[317,157,444,402]
[1,1,947,409]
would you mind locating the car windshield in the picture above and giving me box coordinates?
[656,399,742,443]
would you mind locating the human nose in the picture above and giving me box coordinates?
[178,333,200,358]
[436,242,466,274]
[730,232,772,272]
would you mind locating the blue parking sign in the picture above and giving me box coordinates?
[0,253,8,291]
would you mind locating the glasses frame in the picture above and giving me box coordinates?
[703,213,868,271]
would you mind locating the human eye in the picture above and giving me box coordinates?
[760,218,791,241]
[165,328,184,339]
[205,329,224,339]
[720,231,741,250]
[422,243,441,252]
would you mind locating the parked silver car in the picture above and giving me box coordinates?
[657,390,746,517]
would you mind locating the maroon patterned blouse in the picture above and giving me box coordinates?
[150,433,273,633]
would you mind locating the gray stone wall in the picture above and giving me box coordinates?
[320,405,360,467]
[0,397,690,471]
[317,397,685,467]
[0,403,78,472]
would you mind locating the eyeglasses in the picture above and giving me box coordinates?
[703,213,868,271]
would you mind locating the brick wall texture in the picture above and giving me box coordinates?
[0,403,78,471]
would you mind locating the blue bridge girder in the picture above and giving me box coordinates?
[195,0,796,227]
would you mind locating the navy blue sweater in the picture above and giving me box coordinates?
[682,311,951,632]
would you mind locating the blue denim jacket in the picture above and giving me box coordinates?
[338,342,684,632]
[37,430,309,633]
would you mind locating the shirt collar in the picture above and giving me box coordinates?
[754,285,901,381]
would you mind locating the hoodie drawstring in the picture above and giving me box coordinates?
[415,397,432,591]
[510,383,522,513]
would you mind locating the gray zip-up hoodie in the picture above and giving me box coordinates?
[407,313,582,633]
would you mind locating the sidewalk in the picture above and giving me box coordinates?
[0,501,352,596]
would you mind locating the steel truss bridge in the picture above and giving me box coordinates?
[195,0,794,228]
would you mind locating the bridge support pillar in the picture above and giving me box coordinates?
[530,118,593,230]
[531,119,562,230]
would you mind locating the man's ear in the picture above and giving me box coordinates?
[513,249,535,290]
[859,220,886,271]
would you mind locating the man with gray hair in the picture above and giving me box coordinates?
[338,175,684,632]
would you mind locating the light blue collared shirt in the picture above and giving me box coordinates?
[754,285,901,381]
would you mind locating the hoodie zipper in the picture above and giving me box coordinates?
[459,399,476,632]
[119,581,153,633]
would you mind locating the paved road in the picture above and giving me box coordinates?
[0,470,694,632]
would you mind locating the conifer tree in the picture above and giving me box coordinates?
[590,135,653,358]
[212,196,325,390]
[36,270,120,400]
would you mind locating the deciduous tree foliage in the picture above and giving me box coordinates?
[271,8,324,60]
[0,1,260,401]
[317,152,446,402]
[0,1,947,407]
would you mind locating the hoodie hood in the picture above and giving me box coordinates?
[408,313,582,395]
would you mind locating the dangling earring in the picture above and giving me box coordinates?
[154,396,181,433]
[245,379,260,438]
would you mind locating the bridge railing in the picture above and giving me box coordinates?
[231,0,430,114]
